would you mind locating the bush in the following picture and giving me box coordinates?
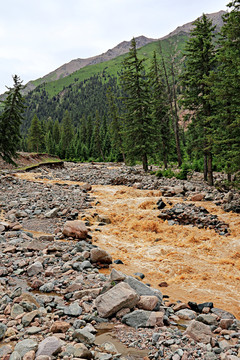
[176,162,190,180]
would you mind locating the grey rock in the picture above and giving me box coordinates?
[14,339,38,357]
[27,261,43,276]
[81,260,92,269]
[0,323,7,339]
[72,328,96,344]
[125,276,162,302]
[110,268,126,282]
[39,282,55,293]
[175,308,197,320]
[196,314,218,326]
[22,309,39,327]
[36,336,63,357]
[10,287,22,299]
[211,308,235,320]
[122,310,150,328]
[0,345,12,357]
[45,208,59,218]
[9,352,21,360]
[63,302,82,317]
[11,303,24,318]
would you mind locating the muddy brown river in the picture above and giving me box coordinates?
[14,172,240,319]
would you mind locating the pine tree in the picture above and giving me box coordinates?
[92,110,104,160]
[107,87,126,162]
[149,51,170,169]
[60,110,74,159]
[180,14,216,185]
[120,37,154,172]
[158,42,182,166]
[0,75,25,164]
[213,1,240,179]
[27,114,45,152]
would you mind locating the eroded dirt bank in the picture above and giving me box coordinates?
[11,162,240,318]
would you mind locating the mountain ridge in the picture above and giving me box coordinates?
[18,10,226,95]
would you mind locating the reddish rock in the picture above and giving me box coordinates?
[90,248,112,264]
[95,282,140,318]
[30,279,44,289]
[220,318,234,329]
[146,311,165,327]
[191,193,205,201]
[50,321,70,333]
[23,351,35,360]
[184,320,212,343]
[62,220,88,239]
[81,183,92,191]
[173,302,189,312]
[137,296,159,311]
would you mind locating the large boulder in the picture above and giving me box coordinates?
[125,276,163,302]
[35,336,63,357]
[122,310,164,328]
[184,320,212,343]
[14,339,38,357]
[90,248,112,264]
[62,220,88,239]
[95,282,139,318]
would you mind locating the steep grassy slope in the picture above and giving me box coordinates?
[36,33,188,98]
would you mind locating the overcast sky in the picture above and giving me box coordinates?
[0,0,228,94]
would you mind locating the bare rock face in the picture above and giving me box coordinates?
[95,282,140,318]
[184,320,212,343]
[62,220,88,239]
[90,248,112,264]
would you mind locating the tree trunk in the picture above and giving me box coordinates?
[162,143,168,169]
[122,152,126,164]
[171,62,182,167]
[204,152,208,182]
[142,153,148,172]
[158,42,182,167]
[207,152,213,186]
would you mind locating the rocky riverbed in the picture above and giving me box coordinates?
[0,162,240,360]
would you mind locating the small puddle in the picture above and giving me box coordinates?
[95,324,149,359]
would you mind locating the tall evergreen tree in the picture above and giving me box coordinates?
[27,114,45,152]
[180,14,216,185]
[213,1,240,179]
[149,51,170,169]
[59,110,74,158]
[92,110,104,160]
[120,37,154,172]
[0,75,25,164]
[106,87,125,162]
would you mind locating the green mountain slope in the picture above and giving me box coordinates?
[23,10,225,97]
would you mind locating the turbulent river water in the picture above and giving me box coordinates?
[15,171,240,319]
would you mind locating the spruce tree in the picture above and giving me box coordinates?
[149,51,170,169]
[0,75,25,164]
[27,114,45,152]
[180,14,216,185]
[120,37,154,172]
[213,1,240,178]
[107,87,125,162]
[60,110,74,159]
